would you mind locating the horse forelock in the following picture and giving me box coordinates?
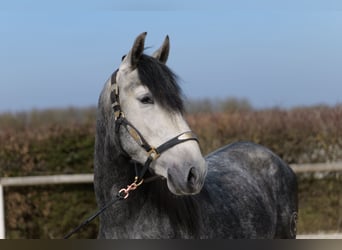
[136,54,184,113]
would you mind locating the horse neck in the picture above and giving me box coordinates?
[98,136,136,189]
[94,102,137,200]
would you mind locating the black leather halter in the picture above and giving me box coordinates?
[110,69,199,183]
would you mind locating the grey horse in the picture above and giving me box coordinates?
[94,32,298,239]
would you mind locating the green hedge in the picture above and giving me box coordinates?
[5,185,97,239]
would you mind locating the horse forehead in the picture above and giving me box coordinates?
[117,68,141,91]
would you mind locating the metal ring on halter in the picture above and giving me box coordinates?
[148,148,160,161]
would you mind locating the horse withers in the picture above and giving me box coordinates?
[94,32,298,239]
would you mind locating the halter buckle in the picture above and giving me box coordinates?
[114,111,124,121]
[148,148,160,161]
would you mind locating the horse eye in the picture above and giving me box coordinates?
[140,95,154,105]
[121,55,126,61]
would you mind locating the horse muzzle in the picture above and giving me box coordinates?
[166,160,207,195]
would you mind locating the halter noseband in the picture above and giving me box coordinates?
[110,69,199,183]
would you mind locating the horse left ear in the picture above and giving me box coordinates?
[127,32,147,68]
[152,35,170,64]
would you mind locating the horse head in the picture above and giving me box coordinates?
[111,32,207,195]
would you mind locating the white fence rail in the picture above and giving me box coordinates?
[1,163,342,239]
[0,174,93,187]
[297,233,342,239]
[290,162,342,174]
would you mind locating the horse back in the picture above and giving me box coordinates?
[202,141,298,238]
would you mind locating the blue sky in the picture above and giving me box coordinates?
[1,1,342,112]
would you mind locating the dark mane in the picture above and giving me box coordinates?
[137,54,184,113]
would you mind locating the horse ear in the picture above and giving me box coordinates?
[152,35,170,64]
[127,32,147,68]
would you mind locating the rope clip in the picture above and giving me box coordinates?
[118,176,144,199]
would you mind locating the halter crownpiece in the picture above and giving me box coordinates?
[110,69,199,182]
[110,69,122,120]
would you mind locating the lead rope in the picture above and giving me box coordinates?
[63,177,142,239]
[63,194,124,239]
[63,159,159,239]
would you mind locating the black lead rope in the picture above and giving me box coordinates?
[63,161,155,239]
[63,193,125,239]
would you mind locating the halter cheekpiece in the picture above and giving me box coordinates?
[110,69,199,184]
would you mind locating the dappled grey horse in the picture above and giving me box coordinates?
[94,32,298,238]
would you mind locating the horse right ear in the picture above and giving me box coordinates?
[126,32,147,69]
[152,35,170,64]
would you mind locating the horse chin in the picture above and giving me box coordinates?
[166,179,203,196]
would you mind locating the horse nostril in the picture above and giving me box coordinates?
[187,167,198,185]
